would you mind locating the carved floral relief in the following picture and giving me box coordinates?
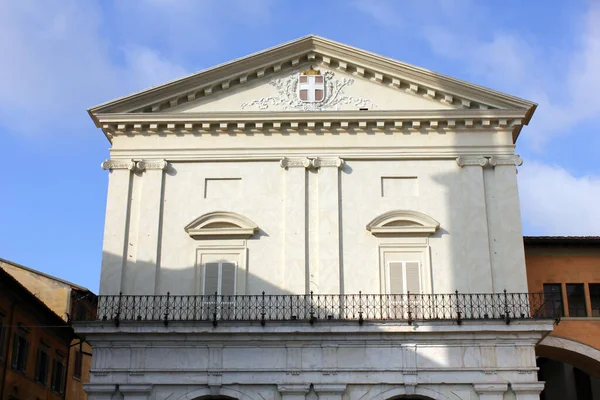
[241,70,375,111]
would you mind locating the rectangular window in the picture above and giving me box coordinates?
[11,334,29,373]
[50,359,66,393]
[0,321,6,361]
[566,283,587,317]
[204,262,237,296]
[34,348,50,385]
[590,284,600,317]
[388,261,421,294]
[543,284,563,318]
[73,349,82,379]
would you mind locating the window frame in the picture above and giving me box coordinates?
[378,241,432,295]
[0,315,6,361]
[194,240,247,296]
[566,283,587,317]
[50,357,66,394]
[73,348,83,380]
[543,283,564,318]
[589,283,600,317]
[11,332,29,374]
[202,260,238,296]
[34,345,50,386]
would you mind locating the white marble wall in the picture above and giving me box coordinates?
[99,151,528,296]
[80,321,549,400]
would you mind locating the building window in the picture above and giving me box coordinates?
[388,261,421,294]
[543,284,563,318]
[0,320,6,361]
[34,347,50,385]
[589,284,600,317]
[203,261,237,296]
[566,284,587,317]
[73,349,83,379]
[11,334,29,373]
[50,358,66,393]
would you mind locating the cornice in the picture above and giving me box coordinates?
[97,109,527,140]
[88,36,536,130]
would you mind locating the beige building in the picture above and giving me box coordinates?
[75,36,553,400]
[1,258,96,400]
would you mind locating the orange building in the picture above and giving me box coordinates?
[0,259,97,400]
[525,236,600,400]
[0,267,74,399]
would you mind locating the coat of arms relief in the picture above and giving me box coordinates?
[241,67,375,111]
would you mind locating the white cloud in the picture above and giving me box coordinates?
[519,161,600,235]
[352,1,600,148]
[0,0,275,136]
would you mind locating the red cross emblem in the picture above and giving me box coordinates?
[298,69,324,102]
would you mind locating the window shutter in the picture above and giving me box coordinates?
[221,263,236,296]
[22,340,29,372]
[389,262,404,294]
[204,263,219,295]
[35,349,41,380]
[11,334,18,368]
[405,262,421,294]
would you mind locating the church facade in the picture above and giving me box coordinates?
[75,36,552,400]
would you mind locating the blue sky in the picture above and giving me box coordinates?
[1,0,598,292]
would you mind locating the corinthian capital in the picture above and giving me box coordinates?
[489,155,523,167]
[456,156,488,167]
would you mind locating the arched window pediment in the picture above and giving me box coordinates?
[366,210,439,236]
[185,211,258,239]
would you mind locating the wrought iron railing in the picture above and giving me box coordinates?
[71,291,558,327]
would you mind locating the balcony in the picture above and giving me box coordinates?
[71,291,556,327]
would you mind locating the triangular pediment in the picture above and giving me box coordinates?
[89,35,535,117]
[167,65,456,113]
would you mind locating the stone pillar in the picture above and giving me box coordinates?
[474,383,508,400]
[316,157,344,294]
[281,157,309,294]
[278,384,310,400]
[85,384,116,400]
[314,384,346,400]
[511,382,545,400]
[99,160,135,295]
[456,156,493,293]
[119,384,152,400]
[488,156,527,292]
[134,160,168,294]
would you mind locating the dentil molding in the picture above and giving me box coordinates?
[280,157,344,169]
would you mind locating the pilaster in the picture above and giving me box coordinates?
[84,384,116,400]
[510,382,545,400]
[456,156,493,292]
[473,383,508,400]
[317,157,344,294]
[488,155,527,292]
[119,384,153,400]
[134,160,168,294]
[278,384,310,400]
[99,160,135,294]
[281,158,309,294]
[314,384,346,400]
